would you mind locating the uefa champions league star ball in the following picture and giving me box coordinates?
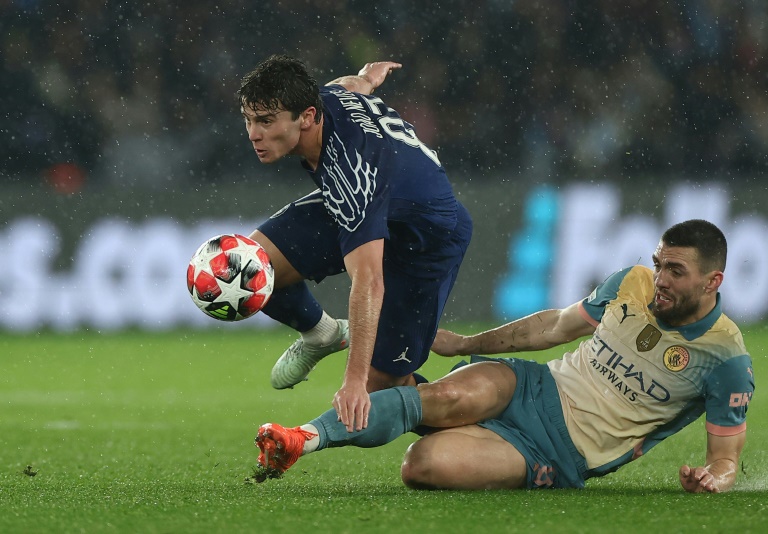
[187,234,274,321]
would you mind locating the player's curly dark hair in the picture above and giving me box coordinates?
[662,219,727,273]
[236,55,323,122]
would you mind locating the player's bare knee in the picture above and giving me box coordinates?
[400,441,439,489]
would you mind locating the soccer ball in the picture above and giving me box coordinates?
[187,234,274,321]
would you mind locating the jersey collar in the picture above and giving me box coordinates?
[652,293,722,341]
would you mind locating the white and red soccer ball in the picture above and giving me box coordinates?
[187,234,274,321]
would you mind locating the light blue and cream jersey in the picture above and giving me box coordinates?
[548,265,754,478]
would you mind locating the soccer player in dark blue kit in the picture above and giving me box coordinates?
[237,55,472,432]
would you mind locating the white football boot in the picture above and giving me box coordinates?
[270,319,350,389]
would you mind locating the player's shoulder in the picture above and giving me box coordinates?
[603,265,653,288]
[581,265,651,322]
[709,312,749,357]
[586,265,652,303]
[617,265,655,298]
[622,264,653,284]
[319,86,380,140]
[321,83,347,96]
[320,84,360,107]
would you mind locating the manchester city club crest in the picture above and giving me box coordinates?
[663,346,690,372]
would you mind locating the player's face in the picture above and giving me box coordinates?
[650,242,709,326]
[241,104,302,163]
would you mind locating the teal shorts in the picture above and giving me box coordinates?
[474,356,588,489]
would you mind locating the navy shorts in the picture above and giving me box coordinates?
[475,356,588,489]
[258,189,471,377]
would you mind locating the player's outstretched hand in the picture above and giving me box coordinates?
[431,328,468,357]
[679,465,719,493]
[333,381,371,433]
[358,61,402,92]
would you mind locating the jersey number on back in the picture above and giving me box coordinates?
[360,95,441,167]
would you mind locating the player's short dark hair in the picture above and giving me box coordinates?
[236,55,323,122]
[661,219,727,273]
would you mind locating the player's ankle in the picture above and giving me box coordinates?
[300,312,339,346]
[300,424,320,454]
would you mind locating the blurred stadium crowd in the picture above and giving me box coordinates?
[2,0,766,189]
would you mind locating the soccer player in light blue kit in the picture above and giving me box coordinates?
[255,220,753,493]
[237,56,472,428]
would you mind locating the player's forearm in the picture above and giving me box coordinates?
[460,309,564,355]
[327,62,402,95]
[326,75,375,95]
[344,275,384,383]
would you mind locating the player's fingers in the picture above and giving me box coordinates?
[348,401,360,433]
[359,63,379,76]
[366,61,401,74]
[338,396,353,432]
[361,401,370,430]
[678,466,699,492]
[336,399,351,429]
[354,401,366,432]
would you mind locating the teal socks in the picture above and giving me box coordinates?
[311,386,422,450]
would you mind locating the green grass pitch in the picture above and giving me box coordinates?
[1,323,767,533]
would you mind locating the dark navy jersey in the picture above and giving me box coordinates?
[301,85,466,272]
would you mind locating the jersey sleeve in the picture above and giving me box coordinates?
[704,355,755,436]
[580,267,634,323]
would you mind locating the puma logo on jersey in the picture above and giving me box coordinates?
[619,303,636,324]
[393,347,412,363]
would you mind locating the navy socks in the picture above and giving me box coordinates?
[260,281,323,331]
